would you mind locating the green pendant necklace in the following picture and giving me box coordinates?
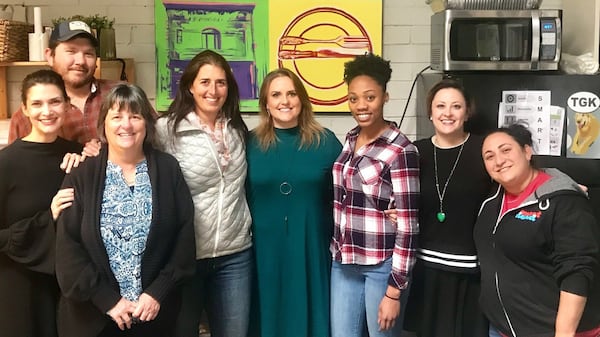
[433,139,465,223]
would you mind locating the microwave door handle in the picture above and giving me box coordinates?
[531,11,541,70]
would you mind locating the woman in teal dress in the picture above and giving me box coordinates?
[246,68,342,337]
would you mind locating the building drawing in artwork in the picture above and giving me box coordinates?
[162,2,259,100]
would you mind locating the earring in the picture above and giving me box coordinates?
[429,116,433,121]
[266,108,270,116]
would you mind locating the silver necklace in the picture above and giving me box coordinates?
[433,140,465,223]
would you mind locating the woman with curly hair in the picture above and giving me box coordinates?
[330,54,420,337]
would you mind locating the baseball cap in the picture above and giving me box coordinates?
[50,20,99,47]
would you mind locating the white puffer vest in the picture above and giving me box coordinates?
[156,114,252,259]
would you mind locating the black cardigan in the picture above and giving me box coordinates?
[56,146,196,337]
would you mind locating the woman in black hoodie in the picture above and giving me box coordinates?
[474,124,600,337]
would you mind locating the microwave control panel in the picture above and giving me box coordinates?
[540,18,557,60]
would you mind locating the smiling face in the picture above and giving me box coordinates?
[482,131,534,193]
[189,63,228,118]
[104,105,146,154]
[46,37,97,90]
[347,75,388,130]
[266,75,301,129]
[430,87,468,139]
[22,83,68,142]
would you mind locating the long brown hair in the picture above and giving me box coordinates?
[163,49,248,143]
[254,68,324,150]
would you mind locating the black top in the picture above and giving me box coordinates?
[414,134,491,273]
[0,137,82,337]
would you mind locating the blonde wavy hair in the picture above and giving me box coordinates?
[254,68,324,150]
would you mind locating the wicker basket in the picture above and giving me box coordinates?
[0,20,34,62]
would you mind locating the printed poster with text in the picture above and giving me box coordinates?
[499,90,565,156]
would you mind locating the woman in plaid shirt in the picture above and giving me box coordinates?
[330,53,420,337]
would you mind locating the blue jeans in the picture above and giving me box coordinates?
[331,259,409,337]
[175,248,253,337]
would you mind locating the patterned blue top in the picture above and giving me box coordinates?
[100,160,153,301]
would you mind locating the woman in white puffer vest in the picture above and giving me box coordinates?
[155,50,253,337]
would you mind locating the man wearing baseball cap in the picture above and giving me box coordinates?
[8,20,121,146]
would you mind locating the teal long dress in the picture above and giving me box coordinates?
[246,126,342,337]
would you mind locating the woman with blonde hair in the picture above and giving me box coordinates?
[247,68,341,337]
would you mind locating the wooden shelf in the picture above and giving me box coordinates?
[0,58,135,119]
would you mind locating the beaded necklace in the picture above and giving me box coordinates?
[433,136,466,222]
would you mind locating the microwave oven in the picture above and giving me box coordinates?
[431,9,562,71]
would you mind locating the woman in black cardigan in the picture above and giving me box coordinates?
[55,84,195,337]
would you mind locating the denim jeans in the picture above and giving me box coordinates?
[175,248,253,337]
[331,258,409,337]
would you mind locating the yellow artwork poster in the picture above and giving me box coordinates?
[270,0,382,112]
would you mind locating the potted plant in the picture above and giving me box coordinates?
[52,14,116,59]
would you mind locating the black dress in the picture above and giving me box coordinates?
[0,138,82,337]
[404,134,491,337]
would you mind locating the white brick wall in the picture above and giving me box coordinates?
[4,0,564,141]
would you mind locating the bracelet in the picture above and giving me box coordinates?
[384,293,400,301]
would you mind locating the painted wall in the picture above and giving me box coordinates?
[5,0,563,140]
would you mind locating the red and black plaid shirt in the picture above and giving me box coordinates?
[9,78,121,145]
[331,122,420,290]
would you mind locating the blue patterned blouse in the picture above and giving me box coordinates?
[100,160,153,301]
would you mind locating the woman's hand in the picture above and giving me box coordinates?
[51,188,74,220]
[107,297,136,330]
[82,138,102,158]
[384,209,398,224]
[132,293,161,323]
[377,286,401,331]
[59,139,102,173]
[60,153,85,174]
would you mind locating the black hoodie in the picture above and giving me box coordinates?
[474,168,600,337]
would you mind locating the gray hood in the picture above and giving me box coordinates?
[531,168,588,202]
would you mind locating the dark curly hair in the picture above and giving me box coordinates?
[343,53,392,91]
